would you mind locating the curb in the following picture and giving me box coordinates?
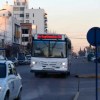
[78,74,100,78]
[73,92,80,100]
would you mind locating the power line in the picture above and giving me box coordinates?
[69,37,86,39]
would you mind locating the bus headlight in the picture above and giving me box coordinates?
[30,61,37,67]
[62,62,66,66]
[32,61,36,65]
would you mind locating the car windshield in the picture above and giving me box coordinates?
[0,55,5,60]
[0,63,6,78]
[18,56,25,60]
[26,55,31,59]
[32,40,66,58]
[7,57,15,60]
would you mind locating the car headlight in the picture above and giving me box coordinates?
[0,86,2,91]
[62,62,66,66]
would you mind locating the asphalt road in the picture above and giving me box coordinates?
[16,57,100,100]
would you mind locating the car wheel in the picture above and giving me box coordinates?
[15,90,22,100]
[4,93,9,100]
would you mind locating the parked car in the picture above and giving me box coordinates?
[0,55,7,60]
[87,53,94,61]
[91,56,96,62]
[17,56,26,65]
[7,57,18,66]
[0,55,5,60]
[26,55,31,64]
[0,60,22,100]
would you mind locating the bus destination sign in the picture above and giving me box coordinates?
[37,34,62,40]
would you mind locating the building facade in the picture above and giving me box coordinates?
[24,8,47,34]
[20,23,32,46]
[13,0,48,34]
[0,9,21,57]
[1,0,48,49]
[0,9,21,45]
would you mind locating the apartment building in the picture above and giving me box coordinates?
[13,0,48,33]
[24,8,48,34]
[0,9,21,45]
[20,23,32,46]
[2,0,48,46]
[13,0,48,46]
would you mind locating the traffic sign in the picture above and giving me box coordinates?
[87,27,100,46]
[87,27,100,100]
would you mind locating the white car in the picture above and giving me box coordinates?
[91,57,96,62]
[0,60,22,100]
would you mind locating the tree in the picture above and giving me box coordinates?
[26,43,32,54]
[78,47,85,56]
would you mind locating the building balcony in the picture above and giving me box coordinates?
[44,24,48,28]
[44,25,48,28]
[44,19,48,22]
[44,16,47,20]
[45,28,48,33]
[44,22,47,26]
[44,13,47,16]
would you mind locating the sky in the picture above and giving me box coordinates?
[1,0,100,52]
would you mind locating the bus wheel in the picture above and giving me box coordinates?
[34,72,39,77]
[67,71,70,76]
[61,73,67,78]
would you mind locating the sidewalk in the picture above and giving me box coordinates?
[73,77,100,100]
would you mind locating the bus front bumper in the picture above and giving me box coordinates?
[30,69,69,74]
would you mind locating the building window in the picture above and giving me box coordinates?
[14,24,20,43]
[3,14,5,16]
[14,14,19,18]
[20,20,24,23]
[22,29,29,34]
[33,20,34,24]
[20,14,24,17]
[13,7,20,11]
[22,37,28,42]
[33,13,34,17]
[26,20,29,23]
[22,2,25,5]
[20,7,24,11]
[26,13,29,18]
[17,2,20,6]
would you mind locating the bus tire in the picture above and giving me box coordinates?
[61,73,67,78]
[34,72,39,77]
[67,71,70,76]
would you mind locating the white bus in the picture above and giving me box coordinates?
[30,34,71,76]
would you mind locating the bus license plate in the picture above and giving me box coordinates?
[43,68,54,70]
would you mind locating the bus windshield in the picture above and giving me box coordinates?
[32,40,66,58]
